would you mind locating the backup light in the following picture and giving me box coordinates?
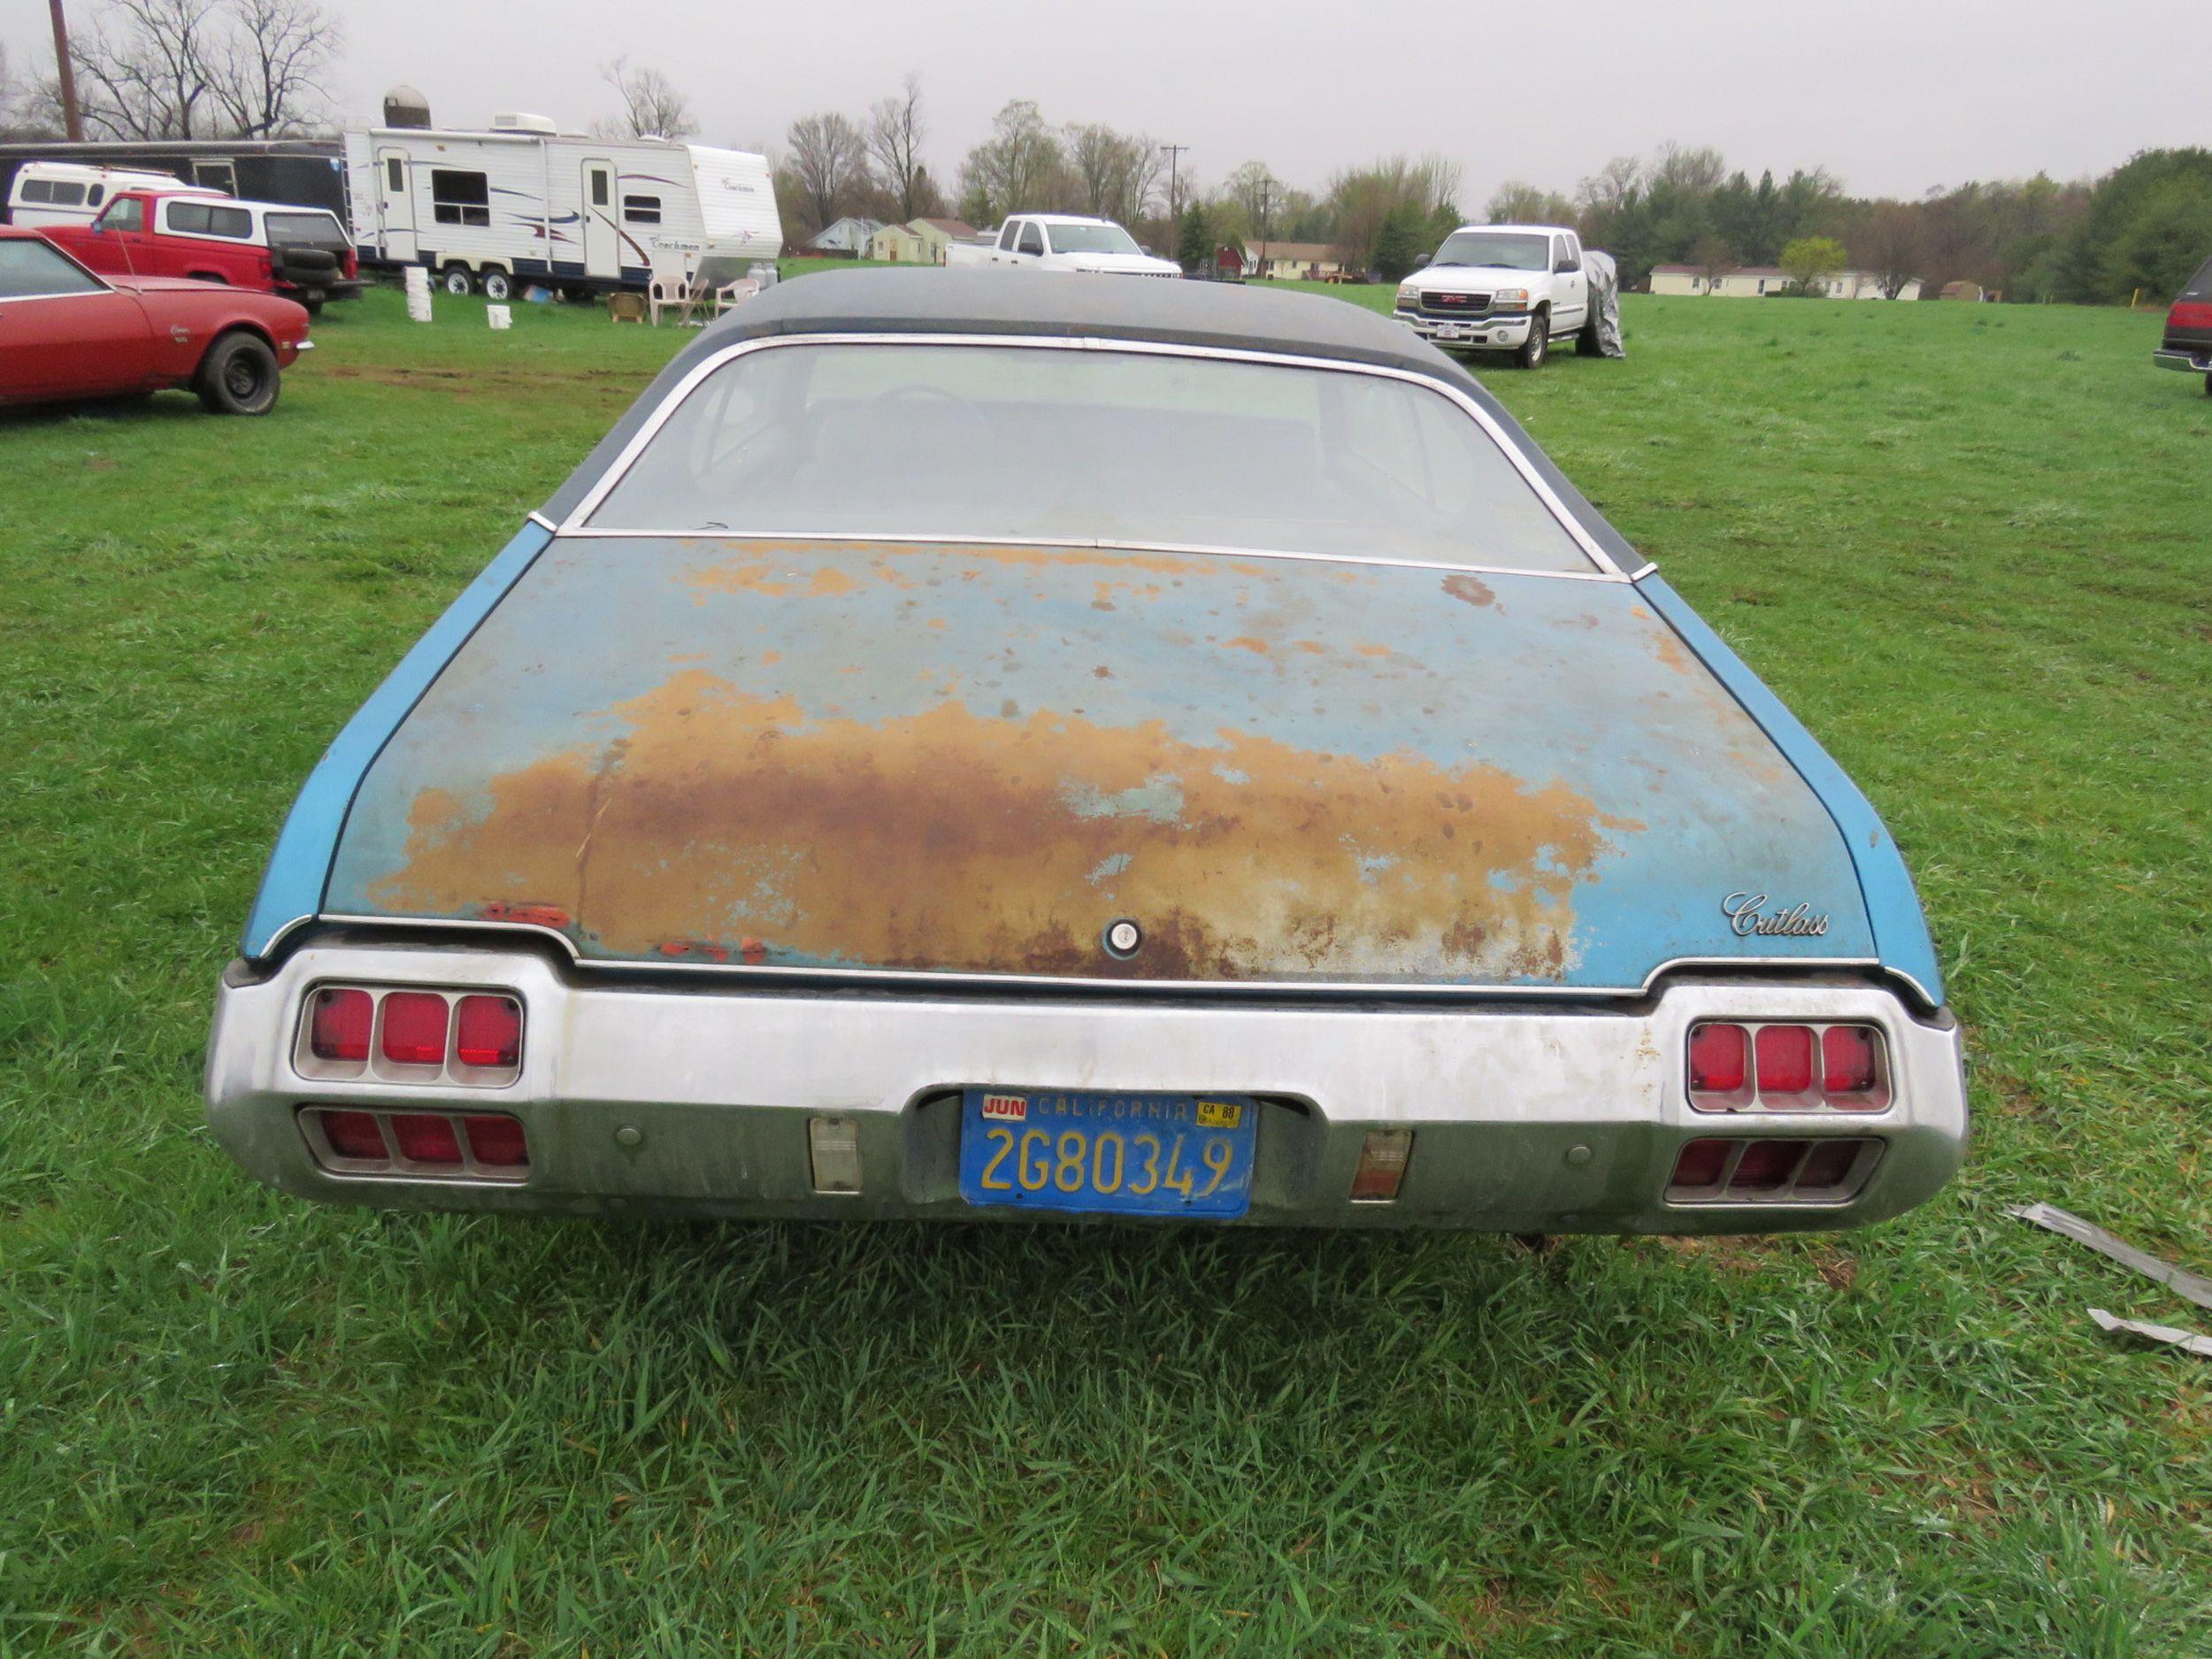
[809,1118,863,1194]
[1349,1129,1413,1202]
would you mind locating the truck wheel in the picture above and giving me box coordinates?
[1517,309,1550,369]
[442,264,474,296]
[481,269,512,302]
[195,331,281,416]
[1576,306,1604,357]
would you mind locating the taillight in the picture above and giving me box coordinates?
[462,1114,529,1168]
[2170,301,2212,330]
[380,992,449,1066]
[309,987,373,1063]
[319,1110,387,1160]
[456,995,522,1069]
[1348,1129,1413,1202]
[1688,1023,1748,1093]
[1668,1137,1880,1202]
[1754,1025,1816,1095]
[302,1108,528,1179]
[1689,1021,1888,1111]
[390,1112,463,1164]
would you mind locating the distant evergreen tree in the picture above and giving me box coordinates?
[1371,205,1424,280]
[1176,203,1215,273]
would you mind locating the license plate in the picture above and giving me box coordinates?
[1435,322,1470,339]
[958,1089,1258,1218]
[304,288,325,301]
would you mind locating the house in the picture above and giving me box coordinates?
[1250,242,1348,280]
[1650,264,1921,300]
[807,216,883,256]
[866,216,978,264]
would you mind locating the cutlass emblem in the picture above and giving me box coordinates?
[1722,892,1830,938]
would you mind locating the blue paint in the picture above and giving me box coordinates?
[1633,572,1945,1006]
[239,521,556,957]
[323,537,1886,990]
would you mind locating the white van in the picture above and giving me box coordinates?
[4,161,193,228]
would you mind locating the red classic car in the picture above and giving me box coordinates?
[0,227,311,414]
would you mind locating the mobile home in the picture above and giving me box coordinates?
[342,114,781,298]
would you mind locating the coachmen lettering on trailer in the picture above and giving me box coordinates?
[204,270,1968,1231]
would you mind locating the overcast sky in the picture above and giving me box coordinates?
[5,0,2202,207]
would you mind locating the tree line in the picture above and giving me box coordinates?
[5,14,2206,303]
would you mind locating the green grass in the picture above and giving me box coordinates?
[3,280,2209,1655]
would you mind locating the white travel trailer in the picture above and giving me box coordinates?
[341,114,781,298]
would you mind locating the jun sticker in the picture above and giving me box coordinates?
[979,1094,1028,1123]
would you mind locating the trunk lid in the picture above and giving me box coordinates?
[323,537,1875,989]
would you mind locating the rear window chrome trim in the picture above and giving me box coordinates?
[561,331,1631,581]
[311,910,1886,1002]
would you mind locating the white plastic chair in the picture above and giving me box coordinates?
[711,278,762,315]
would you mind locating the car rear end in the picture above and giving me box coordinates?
[2154,256,2212,388]
[261,209,362,309]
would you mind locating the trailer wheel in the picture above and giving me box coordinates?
[481,269,512,303]
[442,264,474,296]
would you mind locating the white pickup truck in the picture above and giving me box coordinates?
[946,213,1181,278]
[1393,223,1601,369]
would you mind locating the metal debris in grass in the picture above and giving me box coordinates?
[2008,1202,2212,1311]
[2087,1310,2212,1361]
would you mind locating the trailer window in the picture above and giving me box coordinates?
[622,194,662,226]
[23,179,87,206]
[431,169,491,228]
[386,157,403,193]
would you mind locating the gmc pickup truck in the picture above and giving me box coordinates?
[1394,223,1598,369]
[946,214,1180,278]
[42,188,361,312]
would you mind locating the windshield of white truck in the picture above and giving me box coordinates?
[1431,232,1549,272]
[588,342,1599,573]
[1046,223,1142,256]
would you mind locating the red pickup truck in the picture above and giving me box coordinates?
[42,187,362,312]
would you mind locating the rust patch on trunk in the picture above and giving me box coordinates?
[368,672,1628,982]
[1443,573,1497,608]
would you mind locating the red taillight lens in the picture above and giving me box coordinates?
[2170,301,2212,329]
[380,992,449,1065]
[1823,1025,1881,1095]
[1688,1023,1748,1094]
[1755,1025,1816,1094]
[1671,1139,1731,1188]
[319,1109,387,1160]
[1731,1140,1803,1192]
[1796,1141,1861,1189]
[463,1114,529,1168]
[310,987,373,1063]
[456,995,522,1069]
[390,1112,463,1164]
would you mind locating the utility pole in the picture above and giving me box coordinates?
[1257,174,1274,275]
[49,0,84,141]
[1160,142,1189,232]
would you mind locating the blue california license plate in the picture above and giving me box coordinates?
[957,1089,1259,1218]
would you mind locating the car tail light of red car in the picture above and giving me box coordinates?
[1687,1022,1889,1112]
[295,985,526,1084]
[302,1107,529,1179]
[1667,1137,1881,1202]
[2169,300,2212,332]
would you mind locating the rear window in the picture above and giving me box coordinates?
[0,237,106,298]
[588,342,1598,573]
[2183,258,2212,301]
[265,211,349,248]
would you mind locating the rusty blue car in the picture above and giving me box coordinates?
[205,270,1966,1231]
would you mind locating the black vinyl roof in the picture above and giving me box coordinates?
[539,267,1640,571]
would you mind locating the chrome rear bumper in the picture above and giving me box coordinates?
[2153,346,2210,373]
[206,938,1967,1232]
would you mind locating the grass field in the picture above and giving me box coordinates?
[3,272,2208,1655]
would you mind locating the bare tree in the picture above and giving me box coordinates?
[1855,200,1923,299]
[1652,141,1726,196]
[1221,159,1279,242]
[1486,179,1576,224]
[865,73,927,223]
[787,110,867,235]
[1690,234,1737,291]
[1066,122,1160,225]
[53,0,338,140]
[594,56,696,140]
[956,99,1068,225]
[1577,155,1643,218]
[204,0,340,136]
